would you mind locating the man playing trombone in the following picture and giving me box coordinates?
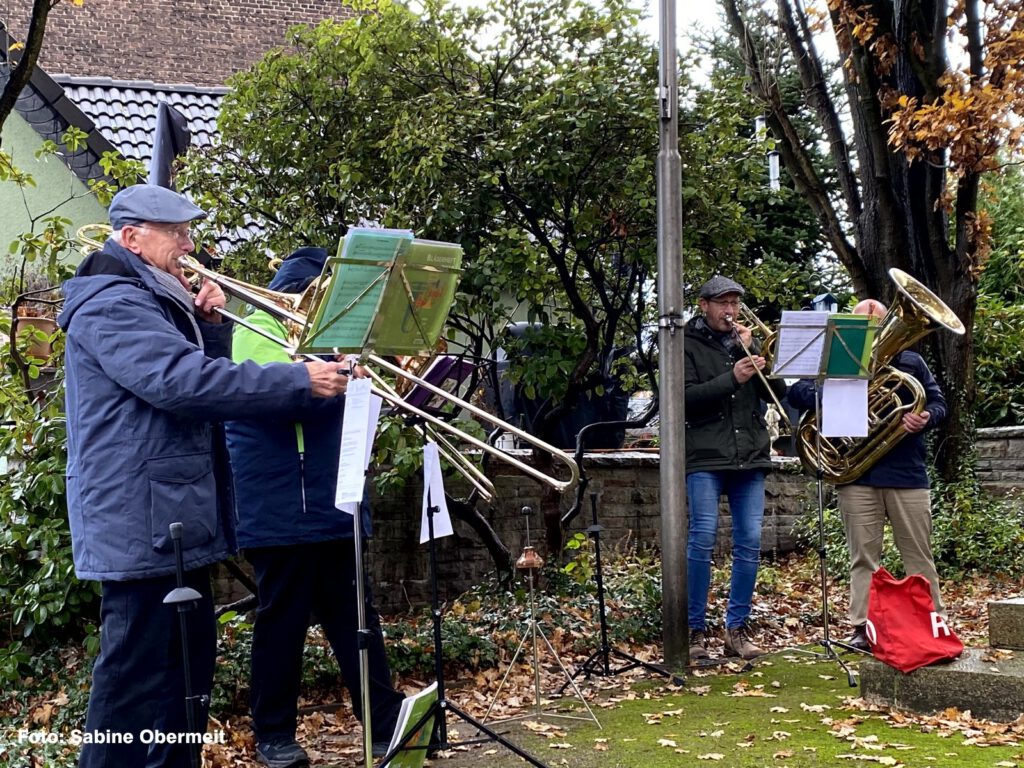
[224,247,404,768]
[59,185,353,768]
[684,275,788,661]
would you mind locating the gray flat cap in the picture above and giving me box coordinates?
[108,184,207,229]
[699,275,745,299]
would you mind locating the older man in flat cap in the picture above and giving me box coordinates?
[59,185,351,768]
[683,275,787,662]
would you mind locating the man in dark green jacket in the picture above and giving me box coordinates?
[684,276,787,661]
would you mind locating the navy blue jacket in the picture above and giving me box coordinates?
[59,241,314,581]
[787,350,946,488]
[224,248,370,549]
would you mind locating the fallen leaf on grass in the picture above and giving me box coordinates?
[770,706,790,713]
[697,753,725,760]
[774,750,794,758]
[658,738,678,748]
[548,742,573,749]
[801,702,831,713]
[836,754,900,765]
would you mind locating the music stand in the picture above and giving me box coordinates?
[558,491,687,692]
[379,492,552,768]
[480,506,599,728]
[298,228,463,356]
[770,311,876,684]
[162,523,206,768]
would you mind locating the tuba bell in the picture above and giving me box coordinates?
[796,268,965,484]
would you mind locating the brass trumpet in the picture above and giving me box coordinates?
[179,255,580,496]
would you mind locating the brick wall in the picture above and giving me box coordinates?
[3,0,354,86]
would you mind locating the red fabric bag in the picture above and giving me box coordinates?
[865,567,963,673]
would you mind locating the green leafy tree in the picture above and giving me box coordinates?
[974,167,1024,427]
[183,0,819,426]
[719,0,1024,480]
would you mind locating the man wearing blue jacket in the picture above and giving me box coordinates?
[225,247,404,768]
[59,185,352,768]
[787,298,947,652]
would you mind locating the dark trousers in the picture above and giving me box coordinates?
[247,540,403,745]
[79,568,215,768]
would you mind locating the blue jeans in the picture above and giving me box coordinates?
[687,470,766,631]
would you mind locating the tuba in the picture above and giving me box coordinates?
[796,268,965,484]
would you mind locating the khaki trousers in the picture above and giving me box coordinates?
[837,485,945,626]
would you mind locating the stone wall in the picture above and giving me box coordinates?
[976,426,1024,497]
[364,452,813,614]
[214,428,1022,613]
[3,0,354,86]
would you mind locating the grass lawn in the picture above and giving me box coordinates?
[422,652,1024,768]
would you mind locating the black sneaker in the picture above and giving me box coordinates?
[255,738,309,768]
[847,624,871,653]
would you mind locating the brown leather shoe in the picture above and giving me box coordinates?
[689,629,710,661]
[724,625,764,660]
[847,624,871,653]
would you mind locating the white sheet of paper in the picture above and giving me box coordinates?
[821,378,870,437]
[335,378,374,508]
[773,310,829,378]
[420,441,453,543]
[336,388,383,515]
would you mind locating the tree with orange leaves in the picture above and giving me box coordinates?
[719,0,1023,480]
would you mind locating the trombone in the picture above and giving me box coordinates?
[725,307,791,428]
[180,255,580,497]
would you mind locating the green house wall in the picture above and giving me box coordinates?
[1,111,107,291]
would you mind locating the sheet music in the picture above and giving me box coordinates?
[336,378,376,508]
[822,378,870,437]
[773,310,829,377]
[420,441,453,543]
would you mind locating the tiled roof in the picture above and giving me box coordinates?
[0,62,116,184]
[53,76,260,253]
[53,76,228,168]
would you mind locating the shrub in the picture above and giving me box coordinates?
[931,478,1024,578]
[973,295,1024,428]
[0,316,100,682]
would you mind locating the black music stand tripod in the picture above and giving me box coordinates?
[558,492,683,694]
[769,315,874,685]
[162,522,206,768]
[380,493,551,768]
[778,379,863,685]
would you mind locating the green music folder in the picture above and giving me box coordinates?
[298,228,463,356]
[823,314,875,378]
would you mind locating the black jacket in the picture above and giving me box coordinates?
[684,316,788,474]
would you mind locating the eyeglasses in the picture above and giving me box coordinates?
[138,223,194,242]
[708,298,741,309]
